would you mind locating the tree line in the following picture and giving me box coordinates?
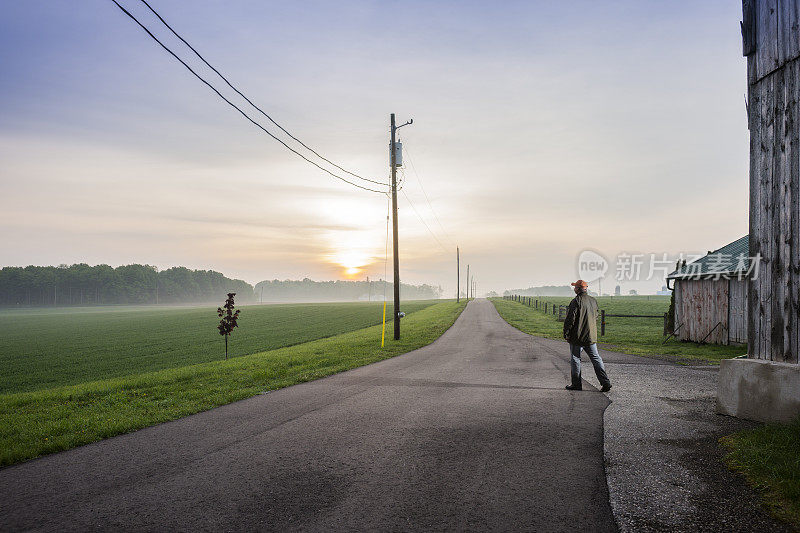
[253,278,442,302]
[0,264,255,307]
[502,285,602,297]
[503,285,576,297]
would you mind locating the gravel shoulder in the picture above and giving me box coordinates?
[601,359,792,532]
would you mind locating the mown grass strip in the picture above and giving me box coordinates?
[490,297,745,363]
[0,300,466,467]
[720,418,800,528]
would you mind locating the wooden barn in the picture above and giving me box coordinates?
[666,236,749,345]
[717,0,799,424]
[742,0,800,364]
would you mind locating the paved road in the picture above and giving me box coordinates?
[1,299,624,532]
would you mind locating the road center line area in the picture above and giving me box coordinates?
[2,299,620,531]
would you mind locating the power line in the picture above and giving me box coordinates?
[384,195,390,299]
[138,0,385,187]
[403,144,456,246]
[111,0,388,195]
[401,188,449,253]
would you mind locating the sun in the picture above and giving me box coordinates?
[328,250,372,279]
[345,266,362,277]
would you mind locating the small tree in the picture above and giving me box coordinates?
[217,292,240,360]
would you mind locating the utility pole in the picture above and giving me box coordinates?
[456,247,460,302]
[466,264,470,300]
[390,113,412,340]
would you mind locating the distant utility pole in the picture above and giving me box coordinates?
[390,113,412,340]
[466,264,470,299]
[456,247,460,302]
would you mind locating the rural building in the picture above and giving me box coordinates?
[717,0,800,424]
[666,236,749,345]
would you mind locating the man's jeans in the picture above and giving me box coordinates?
[569,343,611,388]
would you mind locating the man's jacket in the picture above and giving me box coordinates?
[563,292,599,345]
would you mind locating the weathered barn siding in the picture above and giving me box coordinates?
[675,280,730,345]
[728,279,749,344]
[744,0,800,363]
[674,281,683,335]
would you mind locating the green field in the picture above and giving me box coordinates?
[0,300,466,466]
[0,300,437,394]
[491,295,746,362]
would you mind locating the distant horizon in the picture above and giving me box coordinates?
[0,260,674,298]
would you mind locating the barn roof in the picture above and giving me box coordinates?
[666,235,749,280]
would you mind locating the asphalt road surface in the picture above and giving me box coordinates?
[1,299,625,532]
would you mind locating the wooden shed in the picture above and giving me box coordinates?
[666,236,749,345]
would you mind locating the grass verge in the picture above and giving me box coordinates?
[490,297,745,363]
[0,300,466,467]
[720,418,800,528]
[0,300,438,393]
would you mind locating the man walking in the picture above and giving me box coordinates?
[563,279,612,392]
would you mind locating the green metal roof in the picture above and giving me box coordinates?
[666,235,749,280]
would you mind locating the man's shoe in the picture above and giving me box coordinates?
[601,383,612,392]
[565,384,582,391]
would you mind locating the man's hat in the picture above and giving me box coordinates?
[571,279,588,288]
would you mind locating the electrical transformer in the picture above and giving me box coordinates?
[394,142,403,167]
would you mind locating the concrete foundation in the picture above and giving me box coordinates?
[717,358,800,423]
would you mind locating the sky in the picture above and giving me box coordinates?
[0,1,749,296]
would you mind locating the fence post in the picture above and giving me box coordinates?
[601,309,606,336]
[552,305,556,315]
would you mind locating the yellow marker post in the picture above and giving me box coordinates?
[381,301,387,347]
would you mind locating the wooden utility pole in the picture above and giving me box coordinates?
[466,264,470,299]
[389,113,412,340]
[390,113,400,339]
[456,247,460,302]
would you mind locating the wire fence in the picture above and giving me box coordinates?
[502,294,669,336]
